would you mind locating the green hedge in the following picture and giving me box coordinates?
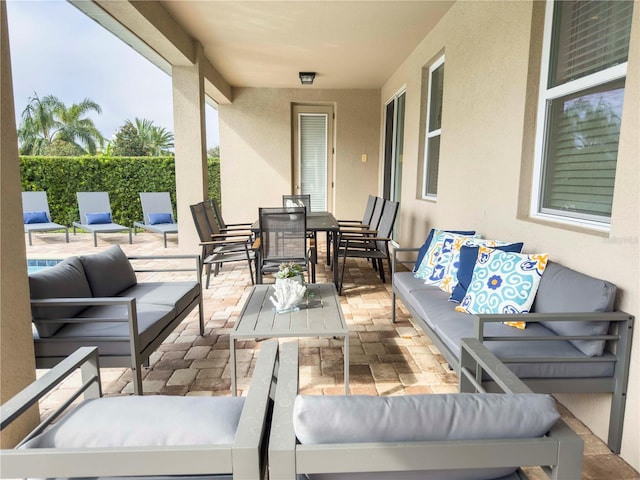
[20,156,221,227]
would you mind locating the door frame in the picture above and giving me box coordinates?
[292,104,335,212]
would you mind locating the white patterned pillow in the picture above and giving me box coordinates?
[414,230,480,283]
[438,238,512,294]
[455,248,549,329]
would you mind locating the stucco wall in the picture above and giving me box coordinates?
[382,0,639,469]
[0,1,38,448]
[218,88,380,223]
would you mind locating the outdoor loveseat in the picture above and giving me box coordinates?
[269,339,583,480]
[29,244,203,394]
[0,341,278,480]
[392,230,634,454]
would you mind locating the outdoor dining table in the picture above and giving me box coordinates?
[251,211,340,288]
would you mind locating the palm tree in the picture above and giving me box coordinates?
[17,93,63,155]
[17,93,104,155]
[56,98,104,154]
[133,118,174,156]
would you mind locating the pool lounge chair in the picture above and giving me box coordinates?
[133,192,178,248]
[72,192,132,247]
[22,191,69,246]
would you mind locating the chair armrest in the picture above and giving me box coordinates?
[127,254,201,280]
[268,341,299,480]
[233,340,279,478]
[473,311,632,343]
[1,347,101,432]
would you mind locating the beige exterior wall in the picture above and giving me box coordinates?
[218,88,380,223]
[0,1,38,447]
[382,0,639,469]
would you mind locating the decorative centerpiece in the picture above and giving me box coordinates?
[270,262,306,313]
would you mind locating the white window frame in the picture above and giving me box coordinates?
[530,0,629,231]
[422,54,445,200]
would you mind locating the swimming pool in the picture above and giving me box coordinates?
[27,259,61,274]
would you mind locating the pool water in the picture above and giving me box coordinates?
[27,259,61,274]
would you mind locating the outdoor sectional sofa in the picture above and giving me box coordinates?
[269,339,583,480]
[0,341,278,480]
[29,244,203,395]
[392,236,634,454]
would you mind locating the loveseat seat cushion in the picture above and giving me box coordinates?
[119,282,200,315]
[532,261,616,357]
[21,395,245,448]
[34,303,176,358]
[29,256,92,337]
[294,393,558,480]
[79,245,137,297]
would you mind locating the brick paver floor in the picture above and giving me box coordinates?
[23,230,639,480]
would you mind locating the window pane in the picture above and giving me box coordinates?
[550,1,633,87]
[428,63,444,131]
[425,135,440,196]
[541,80,625,219]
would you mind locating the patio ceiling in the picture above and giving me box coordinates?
[71,1,454,96]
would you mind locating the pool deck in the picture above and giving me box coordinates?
[22,230,640,480]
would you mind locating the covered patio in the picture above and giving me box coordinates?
[1,0,638,477]
[23,231,640,480]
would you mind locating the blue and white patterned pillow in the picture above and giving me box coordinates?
[414,230,480,283]
[438,237,514,293]
[455,247,548,327]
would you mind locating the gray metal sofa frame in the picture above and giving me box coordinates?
[1,342,279,479]
[391,247,634,454]
[268,339,583,480]
[32,253,204,395]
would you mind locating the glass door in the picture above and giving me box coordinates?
[382,90,406,237]
[293,105,334,212]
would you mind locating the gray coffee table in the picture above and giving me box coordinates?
[230,283,349,395]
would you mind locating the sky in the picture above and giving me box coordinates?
[6,0,220,149]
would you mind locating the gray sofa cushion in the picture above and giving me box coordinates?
[29,257,92,337]
[119,282,200,314]
[434,312,615,379]
[533,261,616,356]
[56,303,177,352]
[294,393,559,480]
[79,245,137,297]
[21,395,245,448]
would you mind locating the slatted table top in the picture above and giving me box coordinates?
[232,283,348,339]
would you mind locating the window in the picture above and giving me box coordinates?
[422,55,444,198]
[533,1,633,227]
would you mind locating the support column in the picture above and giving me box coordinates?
[0,2,39,447]
[172,44,208,252]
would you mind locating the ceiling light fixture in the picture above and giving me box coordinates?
[299,72,316,85]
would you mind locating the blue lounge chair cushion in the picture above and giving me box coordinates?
[79,245,137,297]
[23,211,49,224]
[85,212,112,224]
[29,257,92,337]
[21,395,245,448]
[148,212,174,225]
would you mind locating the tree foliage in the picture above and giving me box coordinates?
[111,118,174,156]
[17,93,104,155]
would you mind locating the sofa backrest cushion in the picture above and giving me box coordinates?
[79,244,137,297]
[29,256,92,337]
[21,395,245,448]
[533,261,616,357]
[294,393,558,480]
